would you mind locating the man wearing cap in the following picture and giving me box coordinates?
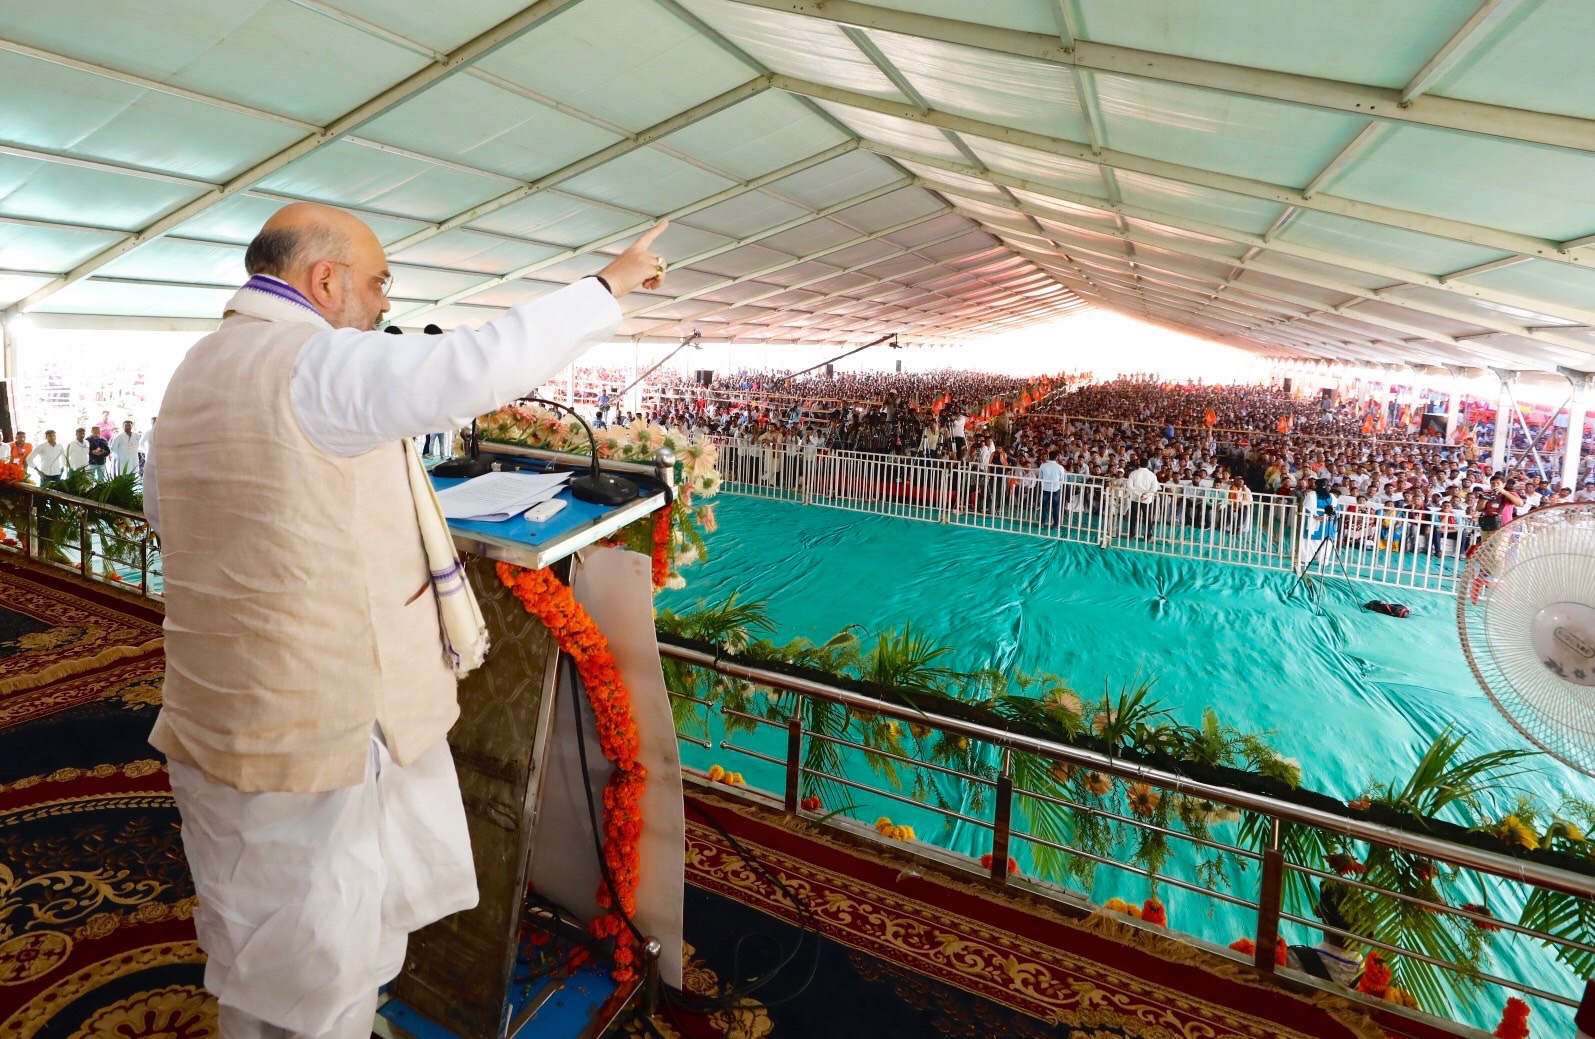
[144,201,668,1039]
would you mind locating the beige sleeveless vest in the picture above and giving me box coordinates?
[149,312,456,792]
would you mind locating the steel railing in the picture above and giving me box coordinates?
[0,480,162,599]
[660,639,1595,1027]
[703,436,1475,594]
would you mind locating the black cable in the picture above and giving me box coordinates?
[560,654,822,1014]
[565,653,650,948]
[674,799,825,1010]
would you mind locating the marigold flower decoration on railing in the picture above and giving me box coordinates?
[1493,996,1531,1039]
[496,561,647,982]
[1227,936,1288,966]
[477,405,722,592]
[0,461,25,483]
[1358,951,1393,998]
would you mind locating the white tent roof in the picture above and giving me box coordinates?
[2,0,1594,372]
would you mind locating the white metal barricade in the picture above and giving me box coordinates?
[702,436,1474,594]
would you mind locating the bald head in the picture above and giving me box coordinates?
[246,202,354,277]
[244,202,391,331]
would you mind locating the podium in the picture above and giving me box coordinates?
[381,445,685,1039]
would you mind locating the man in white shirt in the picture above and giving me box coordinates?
[65,427,90,472]
[1037,451,1066,531]
[29,429,67,486]
[800,428,824,493]
[144,202,666,1039]
[110,420,141,479]
[1126,462,1160,538]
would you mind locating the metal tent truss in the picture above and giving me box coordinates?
[0,0,1592,378]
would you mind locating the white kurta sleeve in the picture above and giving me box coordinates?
[290,278,622,458]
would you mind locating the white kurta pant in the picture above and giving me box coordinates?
[168,729,478,1038]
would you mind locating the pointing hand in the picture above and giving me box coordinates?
[598,220,670,297]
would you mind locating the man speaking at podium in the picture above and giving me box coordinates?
[143,202,668,1039]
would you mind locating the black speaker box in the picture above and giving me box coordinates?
[0,379,12,443]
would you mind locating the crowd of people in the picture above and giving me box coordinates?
[11,367,1593,567]
[620,371,1595,561]
[610,367,1082,456]
[1017,380,1594,557]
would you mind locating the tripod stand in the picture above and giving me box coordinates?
[1287,506,1360,601]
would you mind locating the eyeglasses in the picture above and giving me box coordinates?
[327,260,393,296]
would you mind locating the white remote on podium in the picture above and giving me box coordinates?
[523,499,568,523]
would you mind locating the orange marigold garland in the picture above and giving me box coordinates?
[1227,936,1287,965]
[497,561,647,982]
[1494,996,1531,1039]
[650,506,672,589]
[1357,951,1392,999]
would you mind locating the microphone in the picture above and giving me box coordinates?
[524,397,637,506]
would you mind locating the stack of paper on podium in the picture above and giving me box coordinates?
[436,470,572,521]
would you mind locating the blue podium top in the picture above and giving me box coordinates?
[436,454,667,571]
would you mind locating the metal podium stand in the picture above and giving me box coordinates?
[380,447,683,1039]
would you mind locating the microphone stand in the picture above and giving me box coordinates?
[615,331,701,403]
[771,333,898,387]
[523,397,638,506]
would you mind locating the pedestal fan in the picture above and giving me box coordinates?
[1458,504,1595,776]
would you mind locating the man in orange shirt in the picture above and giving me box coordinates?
[8,431,31,467]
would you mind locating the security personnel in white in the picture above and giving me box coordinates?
[1037,451,1066,530]
[110,420,141,478]
[145,202,669,1039]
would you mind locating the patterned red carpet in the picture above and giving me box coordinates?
[0,682,207,1037]
[0,563,1450,1038]
[677,791,1437,1039]
[0,559,163,710]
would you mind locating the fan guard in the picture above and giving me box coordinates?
[1458,503,1595,777]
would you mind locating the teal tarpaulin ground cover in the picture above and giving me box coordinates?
[658,494,1595,1030]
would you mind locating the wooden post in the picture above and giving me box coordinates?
[989,750,1013,884]
[784,711,803,815]
[78,507,90,578]
[1254,819,1285,973]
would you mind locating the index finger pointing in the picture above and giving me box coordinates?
[635,219,669,248]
